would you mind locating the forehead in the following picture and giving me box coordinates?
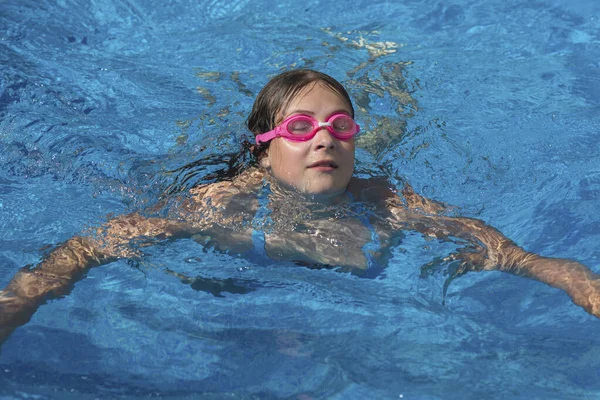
[282,81,351,115]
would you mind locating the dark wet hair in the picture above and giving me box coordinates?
[246,69,355,160]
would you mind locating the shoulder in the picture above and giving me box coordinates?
[400,183,448,214]
[187,167,265,207]
[347,176,396,203]
[348,176,448,214]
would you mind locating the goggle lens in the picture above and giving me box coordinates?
[287,118,314,135]
[330,115,355,134]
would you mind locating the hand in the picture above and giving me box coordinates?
[0,289,37,345]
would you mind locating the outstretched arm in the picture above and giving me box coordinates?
[388,200,600,318]
[0,168,264,345]
[0,214,199,344]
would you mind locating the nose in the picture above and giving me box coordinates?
[312,126,335,149]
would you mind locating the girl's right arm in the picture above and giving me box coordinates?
[0,168,265,345]
[0,213,200,344]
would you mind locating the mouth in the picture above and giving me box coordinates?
[308,160,338,169]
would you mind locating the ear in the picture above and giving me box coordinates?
[260,150,271,169]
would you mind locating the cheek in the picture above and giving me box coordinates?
[269,141,303,174]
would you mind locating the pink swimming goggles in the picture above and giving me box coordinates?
[255,113,360,144]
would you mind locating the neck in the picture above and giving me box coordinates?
[265,173,350,205]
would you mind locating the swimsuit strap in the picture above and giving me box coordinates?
[346,191,381,271]
[250,180,272,257]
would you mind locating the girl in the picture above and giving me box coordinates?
[1,69,598,344]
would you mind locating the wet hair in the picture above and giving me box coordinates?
[246,69,355,160]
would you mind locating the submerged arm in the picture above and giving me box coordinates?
[389,201,600,318]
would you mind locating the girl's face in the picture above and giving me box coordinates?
[261,82,355,197]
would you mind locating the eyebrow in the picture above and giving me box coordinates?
[284,109,351,118]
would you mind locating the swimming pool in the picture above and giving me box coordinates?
[1,0,599,398]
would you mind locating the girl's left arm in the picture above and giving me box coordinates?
[388,201,600,318]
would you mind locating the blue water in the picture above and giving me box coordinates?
[1,0,600,398]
